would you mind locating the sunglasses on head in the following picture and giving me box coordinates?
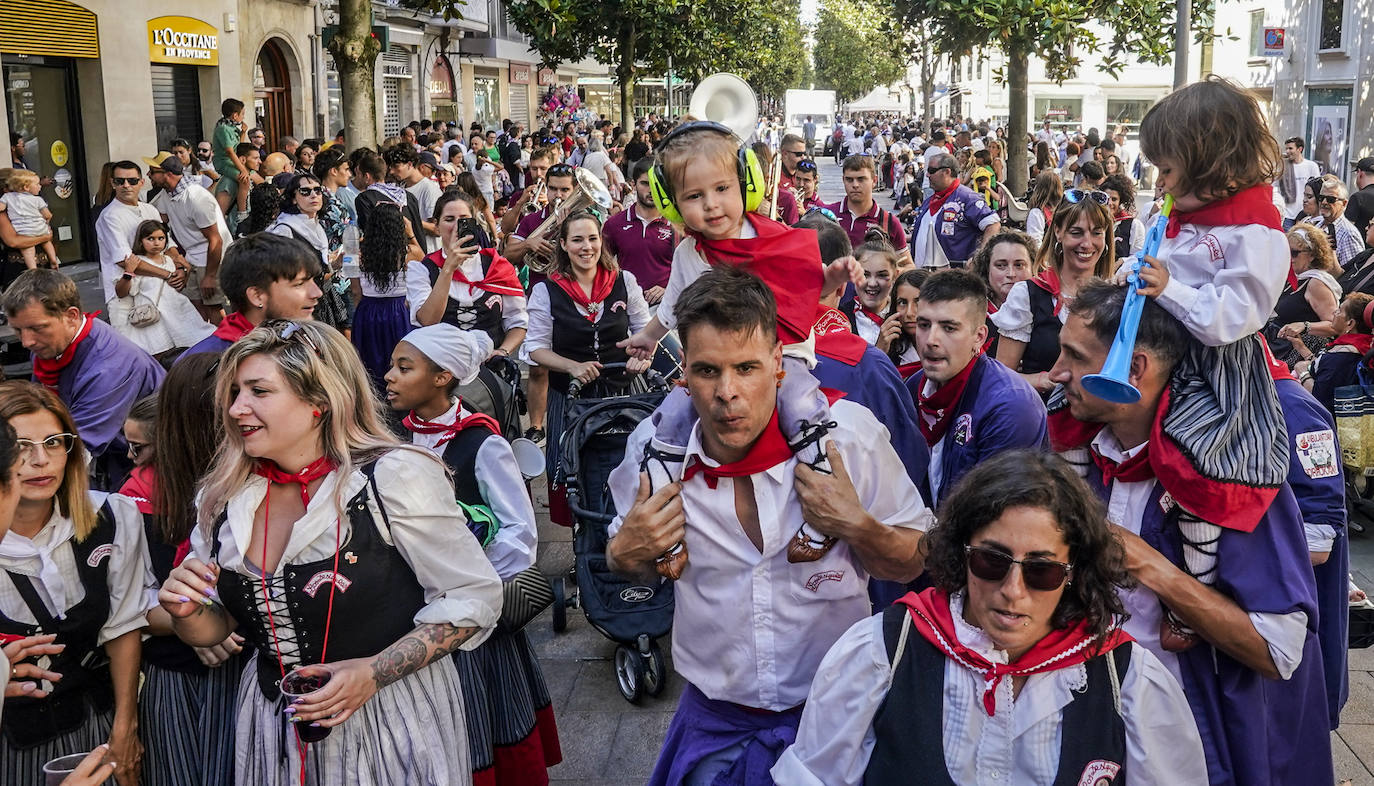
[796,160,818,173]
[265,319,323,358]
[112,177,141,186]
[1064,189,1110,206]
[965,545,1072,591]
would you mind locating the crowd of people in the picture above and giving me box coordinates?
[0,73,1368,785]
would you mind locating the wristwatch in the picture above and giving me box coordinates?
[121,273,134,281]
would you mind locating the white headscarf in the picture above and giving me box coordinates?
[402,324,493,385]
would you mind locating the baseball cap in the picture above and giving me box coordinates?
[142,151,183,175]
[1352,157,1374,173]
[418,151,440,169]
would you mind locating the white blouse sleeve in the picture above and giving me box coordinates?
[1154,224,1288,346]
[521,283,553,363]
[770,613,891,786]
[501,293,529,332]
[1024,209,1045,242]
[99,494,155,646]
[406,260,434,325]
[368,449,503,649]
[991,281,1035,342]
[1130,218,1147,257]
[1122,644,1210,786]
[656,240,704,330]
[474,437,538,580]
[622,270,651,334]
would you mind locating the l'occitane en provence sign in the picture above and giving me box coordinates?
[148,16,218,66]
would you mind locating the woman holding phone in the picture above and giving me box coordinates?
[407,191,526,360]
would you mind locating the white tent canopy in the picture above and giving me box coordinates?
[847,86,905,113]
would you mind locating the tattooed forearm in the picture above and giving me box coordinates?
[370,623,481,689]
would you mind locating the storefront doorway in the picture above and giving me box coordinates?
[3,55,89,263]
[254,39,292,150]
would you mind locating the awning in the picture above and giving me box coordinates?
[848,86,904,112]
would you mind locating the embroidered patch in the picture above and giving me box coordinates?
[1077,759,1122,786]
[302,571,352,598]
[804,570,844,592]
[86,544,114,568]
[1190,233,1224,262]
[1159,491,1176,513]
[656,226,674,242]
[611,300,627,313]
[1295,429,1339,479]
[483,294,502,311]
[953,413,973,445]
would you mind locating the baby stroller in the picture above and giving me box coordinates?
[552,362,676,703]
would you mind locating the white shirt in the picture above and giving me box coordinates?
[1274,158,1321,217]
[190,449,503,649]
[1089,430,1309,683]
[162,182,231,270]
[1154,220,1287,346]
[580,151,614,188]
[606,399,933,710]
[0,493,153,647]
[771,592,1208,786]
[95,198,163,302]
[991,279,1067,342]
[852,307,882,345]
[1024,205,1048,242]
[406,178,443,254]
[404,253,529,330]
[1,191,48,234]
[522,271,651,361]
[410,399,538,581]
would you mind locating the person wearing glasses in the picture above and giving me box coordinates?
[910,153,1001,270]
[1048,281,1333,785]
[0,381,153,785]
[778,133,809,191]
[1309,176,1364,268]
[1266,224,1342,367]
[267,173,352,332]
[993,190,1114,396]
[158,320,502,784]
[94,160,164,303]
[772,450,1205,785]
[792,160,826,213]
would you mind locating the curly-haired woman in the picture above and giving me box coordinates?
[772,450,1206,785]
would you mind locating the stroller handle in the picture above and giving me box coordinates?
[566,362,670,399]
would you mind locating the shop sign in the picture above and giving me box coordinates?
[50,140,68,167]
[1262,28,1285,57]
[511,64,531,85]
[429,56,455,101]
[148,16,219,66]
[538,68,556,86]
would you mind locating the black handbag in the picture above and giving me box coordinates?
[497,566,555,633]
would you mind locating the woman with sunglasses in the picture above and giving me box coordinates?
[159,321,501,785]
[0,381,151,785]
[1266,223,1342,367]
[772,451,1205,785]
[268,173,352,332]
[993,189,1114,395]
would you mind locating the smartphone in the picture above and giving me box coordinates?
[453,217,484,250]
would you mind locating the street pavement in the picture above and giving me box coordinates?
[6,158,1373,784]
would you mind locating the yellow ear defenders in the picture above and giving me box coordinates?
[647,121,765,225]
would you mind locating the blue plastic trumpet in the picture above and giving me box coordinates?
[1081,195,1175,404]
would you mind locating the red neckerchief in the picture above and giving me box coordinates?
[428,248,524,297]
[897,361,923,380]
[1256,336,1295,382]
[927,179,961,216]
[689,214,824,345]
[682,409,792,489]
[1330,334,1374,355]
[118,465,159,516]
[898,588,1132,717]
[548,267,616,321]
[1113,210,1134,222]
[917,354,979,446]
[33,314,95,389]
[1091,441,1155,485]
[253,456,338,507]
[1165,184,1283,239]
[1285,268,1300,292]
[814,306,868,365]
[1030,267,1065,315]
[856,303,885,329]
[212,312,256,343]
[402,407,500,448]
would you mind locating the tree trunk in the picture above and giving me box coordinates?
[329,0,380,150]
[617,23,637,130]
[920,39,935,127]
[1006,44,1029,196]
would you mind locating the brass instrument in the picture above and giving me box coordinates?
[766,146,784,221]
[521,180,548,215]
[522,168,613,274]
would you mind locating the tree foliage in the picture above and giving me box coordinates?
[812,0,905,102]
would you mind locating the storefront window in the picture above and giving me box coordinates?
[473,75,500,130]
[1033,97,1082,130]
[1105,98,1153,135]
[325,54,343,139]
[429,56,458,124]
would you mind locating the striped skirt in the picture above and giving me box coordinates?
[0,695,112,784]
[139,656,246,786]
[234,652,472,786]
[453,629,562,785]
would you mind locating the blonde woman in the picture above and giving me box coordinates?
[158,321,501,785]
[0,381,150,785]
[1270,223,1343,366]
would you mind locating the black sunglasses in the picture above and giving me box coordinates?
[295,186,324,196]
[1316,194,1343,205]
[112,177,141,186]
[1290,247,1307,258]
[1064,189,1110,206]
[965,545,1072,591]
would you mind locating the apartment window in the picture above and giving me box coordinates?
[1248,10,1266,57]
[976,58,983,79]
[1319,0,1344,49]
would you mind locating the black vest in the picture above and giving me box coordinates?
[212,462,429,699]
[865,604,1131,785]
[546,273,631,394]
[142,513,212,674]
[423,252,507,345]
[1113,218,1134,262]
[1022,283,1063,375]
[440,425,501,544]
[0,503,118,748]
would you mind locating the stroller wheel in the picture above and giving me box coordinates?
[614,645,646,704]
[551,578,568,633]
[644,641,668,697]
